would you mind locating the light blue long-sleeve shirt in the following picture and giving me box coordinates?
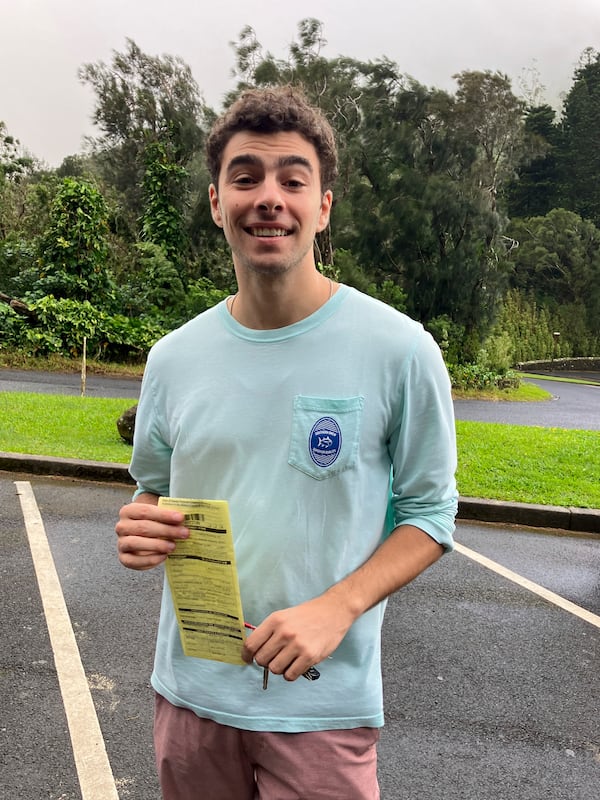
[130,284,457,732]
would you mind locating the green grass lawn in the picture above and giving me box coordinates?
[452,381,550,401]
[456,420,600,508]
[1,391,598,509]
[0,393,134,463]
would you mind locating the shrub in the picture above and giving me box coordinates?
[447,362,520,391]
[0,303,25,348]
[16,295,168,361]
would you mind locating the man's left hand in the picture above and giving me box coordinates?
[241,594,355,682]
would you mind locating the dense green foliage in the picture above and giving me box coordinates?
[1,23,599,373]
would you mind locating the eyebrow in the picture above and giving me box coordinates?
[225,154,314,174]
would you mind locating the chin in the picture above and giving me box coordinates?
[244,260,295,277]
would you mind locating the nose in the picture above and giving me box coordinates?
[255,176,284,213]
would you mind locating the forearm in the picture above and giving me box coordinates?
[243,524,444,680]
[322,524,444,622]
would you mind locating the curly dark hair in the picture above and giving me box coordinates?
[206,85,338,191]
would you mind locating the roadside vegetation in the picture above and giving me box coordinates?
[1,390,598,510]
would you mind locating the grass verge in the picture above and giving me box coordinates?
[519,372,600,386]
[0,393,134,464]
[456,420,600,508]
[452,382,550,401]
[0,351,145,377]
[1,391,598,509]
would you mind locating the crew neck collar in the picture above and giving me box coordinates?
[218,284,349,342]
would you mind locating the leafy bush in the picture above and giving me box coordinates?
[101,313,168,360]
[185,277,229,317]
[477,330,514,374]
[426,315,466,364]
[0,303,25,348]
[34,177,114,303]
[118,242,187,320]
[18,296,168,361]
[0,235,37,294]
[370,279,407,313]
[447,362,520,391]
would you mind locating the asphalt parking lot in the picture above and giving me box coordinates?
[1,474,598,800]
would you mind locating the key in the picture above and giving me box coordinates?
[302,666,320,681]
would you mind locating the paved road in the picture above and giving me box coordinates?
[454,377,600,430]
[2,475,598,800]
[0,368,141,399]
[2,368,599,429]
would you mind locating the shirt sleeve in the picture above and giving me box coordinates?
[387,329,458,551]
[128,357,172,499]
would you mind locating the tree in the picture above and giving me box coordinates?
[332,68,513,344]
[561,48,600,225]
[506,104,561,218]
[140,140,189,265]
[0,121,34,182]
[33,177,113,303]
[0,121,35,238]
[450,71,528,211]
[79,39,205,226]
[506,208,600,343]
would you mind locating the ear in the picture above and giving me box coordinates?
[209,184,223,228]
[316,190,333,233]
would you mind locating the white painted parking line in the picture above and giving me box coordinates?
[15,481,119,800]
[454,541,600,629]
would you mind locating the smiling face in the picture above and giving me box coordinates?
[209,131,332,279]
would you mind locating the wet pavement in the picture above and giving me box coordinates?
[1,475,598,800]
[0,368,141,399]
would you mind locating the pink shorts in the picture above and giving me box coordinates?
[154,693,380,799]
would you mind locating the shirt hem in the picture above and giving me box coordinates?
[151,674,385,732]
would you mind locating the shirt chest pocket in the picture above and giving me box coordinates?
[288,395,364,480]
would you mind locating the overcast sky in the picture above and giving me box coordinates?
[2,0,600,166]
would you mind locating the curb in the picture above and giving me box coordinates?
[1,452,599,535]
[458,496,600,535]
[0,452,133,486]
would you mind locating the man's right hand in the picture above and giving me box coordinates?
[115,496,189,570]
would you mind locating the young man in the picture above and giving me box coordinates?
[116,86,457,799]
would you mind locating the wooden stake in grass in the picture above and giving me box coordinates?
[80,336,87,397]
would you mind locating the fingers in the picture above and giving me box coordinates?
[242,613,321,682]
[115,502,189,571]
[116,535,175,570]
[242,596,353,682]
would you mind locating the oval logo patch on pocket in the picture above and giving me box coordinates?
[289,395,364,480]
[309,417,342,468]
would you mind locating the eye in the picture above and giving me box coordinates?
[283,178,306,189]
[232,175,256,185]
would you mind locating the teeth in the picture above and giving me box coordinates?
[251,228,288,237]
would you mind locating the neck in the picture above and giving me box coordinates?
[229,270,335,330]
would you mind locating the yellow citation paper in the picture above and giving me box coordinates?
[159,497,247,665]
